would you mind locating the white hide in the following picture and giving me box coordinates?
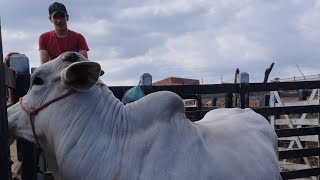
[8,52,282,180]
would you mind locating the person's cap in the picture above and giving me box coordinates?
[49,2,68,16]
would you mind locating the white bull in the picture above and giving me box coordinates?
[8,52,281,180]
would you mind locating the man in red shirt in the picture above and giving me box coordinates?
[39,2,89,64]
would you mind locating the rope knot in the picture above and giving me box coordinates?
[29,107,39,116]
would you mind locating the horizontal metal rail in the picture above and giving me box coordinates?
[275,127,320,138]
[279,148,320,160]
[280,168,320,179]
[109,80,320,97]
[254,105,320,116]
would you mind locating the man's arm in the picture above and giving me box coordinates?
[79,50,88,59]
[40,50,49,64]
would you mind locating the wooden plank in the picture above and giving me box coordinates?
[279,136,319,142]
[276,127,320,138]
[279,148,320,160]
[275,118,319,126]
[281,168,320,179]
[275,100,319,107]
[279,161,311,171]
[279,161,318,180]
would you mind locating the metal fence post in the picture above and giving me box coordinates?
[225,93,233,108]
[237,72,249,108]
[9,54,36,180]
[0,17,12,180]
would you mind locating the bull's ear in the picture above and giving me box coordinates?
[61,61,101,91]
[100,69,105,76]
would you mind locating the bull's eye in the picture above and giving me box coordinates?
[33,77,44,85]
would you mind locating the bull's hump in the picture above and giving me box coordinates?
[149,91,184,110]
[131,91,186,123]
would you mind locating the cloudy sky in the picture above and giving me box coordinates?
[1,0,320,85]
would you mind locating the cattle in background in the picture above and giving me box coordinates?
[8,52,282,180]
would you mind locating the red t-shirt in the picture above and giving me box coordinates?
[39,30,89,61]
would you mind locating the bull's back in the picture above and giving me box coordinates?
[194,108,280,179]
[120,96,281,179]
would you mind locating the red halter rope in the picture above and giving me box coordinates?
[19,83,105,147]
[19,90,76,146]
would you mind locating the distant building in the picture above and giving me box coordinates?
[153,77,200,86]
[271,74,320,82]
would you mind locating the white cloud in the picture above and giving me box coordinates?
[295,2,320,41]
[215,34,270,63]
[2,29,28,40]
[1,0,320,86]
[69,18,111,36]
[117,0,206,19]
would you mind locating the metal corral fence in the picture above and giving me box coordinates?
[0,54,36,180]
[1,60,320,179]
[110,81,320,180]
